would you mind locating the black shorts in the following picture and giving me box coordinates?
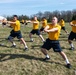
[8,30,22,40]
[41,38,62,52]
[20,22,24,24]
[40,27,44,31]
[30,29,40,35]
[2,23,6,25]
[61,27,65,30]
[68,31,76,40]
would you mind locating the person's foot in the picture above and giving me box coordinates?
[24,47,28,51]
[67,33,69,35]
[66,64,72,69]
[30,39,33,42]
[69,47,75,50]
[11,45,16,48]
[43,57,50,61]
[43,41,45,43]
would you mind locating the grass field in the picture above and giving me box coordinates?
[0,23,76,75]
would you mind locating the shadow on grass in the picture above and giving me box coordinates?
[0,38,7,40]
[31,45,42,49]
[0,44,24,50]
[0,53,63,66]
[61,47,70,50]
[59,39,68,41]
[24,32,30,34]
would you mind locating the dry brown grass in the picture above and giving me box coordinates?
[0,23,76,75]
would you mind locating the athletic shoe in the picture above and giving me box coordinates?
[11,45,16,48]
[66,64,72,69]
[24,47,28,51]
[69,47,75,50]
[43,57,50,61]
[30,39,33,42]
[43,41,46,43]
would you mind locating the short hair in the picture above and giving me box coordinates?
[42,17,46,19]
[13,15,18,18]
[72,15,76,20]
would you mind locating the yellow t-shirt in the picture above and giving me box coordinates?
[42,19,47,28]
[10,20,20,31]
[59,19,65,27]
[21,19,25,23]
[48,24,61,40]
[33,20,39,29]
[71,20,76,33]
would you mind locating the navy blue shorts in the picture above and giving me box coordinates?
[8,30,22,40]
[30,29,40,35]
[41,38,62,52]
[40,27,44,31]
[61,27,65,30]
[68,31,76,40]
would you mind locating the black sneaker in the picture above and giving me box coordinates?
[66,64,72,69]
[24,47,28,51]
[11,45,16,48]
[43,41,46,43]
[30,39,33,42]
[43,57,50,61]
[69,47,75,50]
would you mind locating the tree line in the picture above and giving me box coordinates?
[7,9,76,22]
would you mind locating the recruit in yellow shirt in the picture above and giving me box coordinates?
[48,24,61,40]
[71,20,76,33]
[59,19,65,27]
[10,20,20,31]
[42,19,47,28]
[21,19,25,23]
[33,20,39,29]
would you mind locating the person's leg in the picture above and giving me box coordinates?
[37,30,45,42]
[41,39,51,60]
[41,48,50,60]
[29,33,33,42]
[59,51,71,68]
[8,36,16,47]
[59,51,70,64]
[20,38,28,49]
[62,27,69,35]
[8,31,16,47]
[53,41,71,68]
[29,30,35,42]
[39,34,45,42]
[68,31,74,50]
[68,40,74,49]
[64,30,69,35]
[17,31,28,50]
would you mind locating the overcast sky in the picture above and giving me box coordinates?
[0,0,76,16]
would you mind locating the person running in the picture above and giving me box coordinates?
[29,16,45,42]
[40,17,47,33]
[41,17,71,69]
[3,15,28,50]
[2,18,7,27]
[59,19,69,35]
[20,19,25,24]
[68,15,76,50]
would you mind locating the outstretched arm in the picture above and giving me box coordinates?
[70,22,76,26]
[44,25,58,33]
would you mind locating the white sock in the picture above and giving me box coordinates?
[13,42,16,45]
[25,45,28,48]
[30,38,33,41]
[70,43,74,48]
[46,54,50,58]
[65,58,70,64]
[42,40,45,42]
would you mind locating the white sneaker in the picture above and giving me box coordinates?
[30,39,33,42]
